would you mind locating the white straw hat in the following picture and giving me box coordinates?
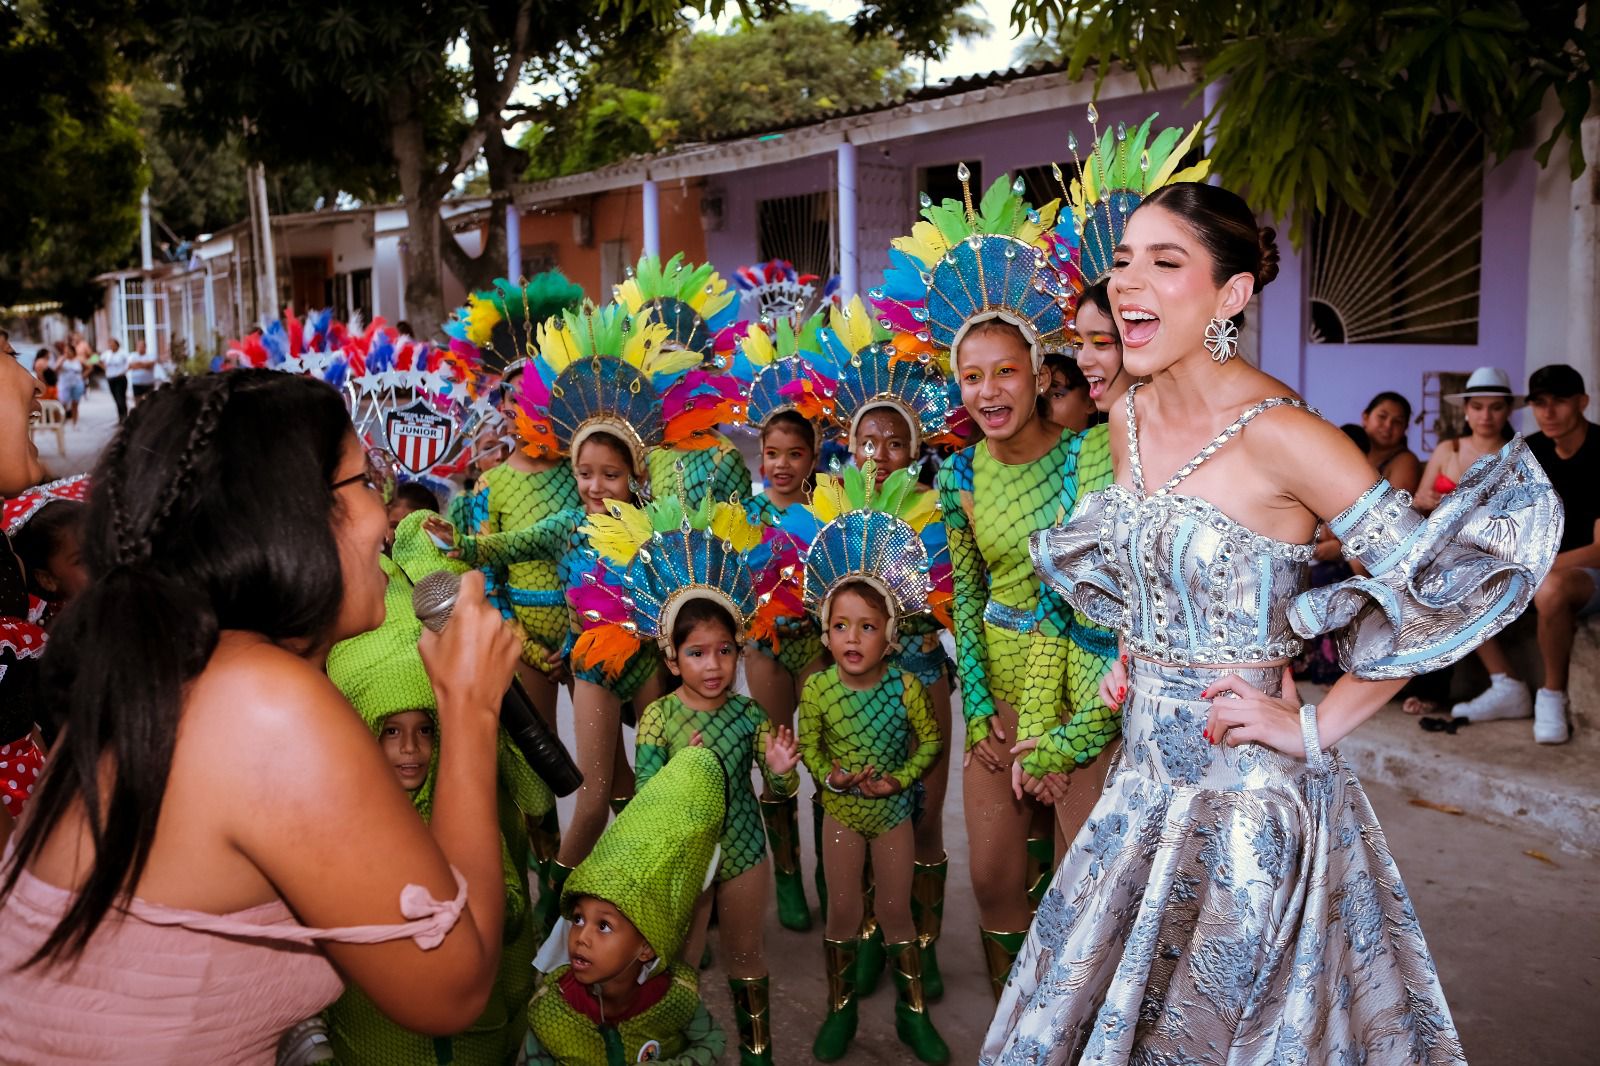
[1442,366,1525,409]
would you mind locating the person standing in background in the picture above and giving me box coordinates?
[128,339,157,404]
[101,337,129,420]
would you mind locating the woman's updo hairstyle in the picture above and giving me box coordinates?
[1138,183,1279,327]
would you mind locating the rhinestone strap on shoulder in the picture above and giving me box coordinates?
[1125,383,1309,497]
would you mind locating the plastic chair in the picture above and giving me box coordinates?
[31,399,67,457]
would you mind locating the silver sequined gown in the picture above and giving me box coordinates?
[981,386,1561,1066]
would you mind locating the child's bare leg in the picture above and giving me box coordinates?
[866,819,916,943]
[822,813,868,941]
[557,679,622,867]
[681,887,714,971]
[716,861,771,979]
[914,672,953,863]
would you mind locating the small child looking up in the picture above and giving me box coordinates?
[522,747,728,1066]
[377,709,434,794]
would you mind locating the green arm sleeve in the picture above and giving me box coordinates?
[711,443,753,502]
[884,674,941,787]
[754,710,798,798]
[1022,627,1121,776]
[658,999,727,1066]
[518,1029,559,1066]
[1014,629,1071,744]
[797,676,829,784]
[456,510,576,569]
[633,698,671,797]
[936,464,995,748]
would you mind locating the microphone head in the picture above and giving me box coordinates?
[412,569,462,634]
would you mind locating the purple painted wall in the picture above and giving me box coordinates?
[696,83,1538,439]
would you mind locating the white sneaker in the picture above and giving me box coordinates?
[1452,674,1532,722]
[1533,689,1572,744]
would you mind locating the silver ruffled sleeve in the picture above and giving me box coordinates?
[1030,489,1126,630]
[1289,437,1562,680]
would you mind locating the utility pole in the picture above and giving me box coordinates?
[139,188,158,357]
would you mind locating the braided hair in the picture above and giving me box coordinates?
[3,371,355,964]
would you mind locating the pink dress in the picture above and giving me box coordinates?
[0,857,467,1064]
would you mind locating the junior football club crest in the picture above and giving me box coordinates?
[384,400,455,475]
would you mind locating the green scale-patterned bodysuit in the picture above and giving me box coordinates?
[456,507,660,700]
[1020,422,1121,775]
[521,963,721,1066]
[635,692,798,881]
[463,462,582,671]
[745,494,825,674]
[798,667,941,839]
[935,426,1116,760]
[648,434,751,509]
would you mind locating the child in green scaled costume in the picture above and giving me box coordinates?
[521,747,728,1066]
[780,466,951,1065]
[573,479,803,1065]
[820,295,962,1000]
[870,170,1119,998]
[324,547,555,1065]
[426,302,715,896]
[731,310,838,936]
[611,252,753,510]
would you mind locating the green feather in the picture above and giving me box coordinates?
[927,200,970,247]
[1119,115,1156,188]
[1143,127,1184,188]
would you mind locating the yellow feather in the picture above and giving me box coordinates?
[1017,199,1061,246]
[899,489,937,532]
[536,317,579,370]
[1164,161,1212,187]
[687,275,734,319]
[892,219,951,267]
[613,278,645,314]
[742,324,778,367]
[581,507,650,565]
[643,346,700,379]
[1149,123,1206,188]
[710,503,763,552]
[463,295,503,347]
[831,296,876,354]
[810,473,847,523]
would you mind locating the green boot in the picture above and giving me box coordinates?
[911,855,948,1001]
[811,793,828,923]
[813,938,859,1062]
[888,941,950,1064]
[854,875,886,998]
[760,795,813,931]
[1025,833,1054,911]
[728,976,773,1066]
[980,928,1028,1001]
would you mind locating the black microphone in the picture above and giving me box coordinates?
[412,570,584,797]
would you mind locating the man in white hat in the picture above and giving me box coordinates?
[1451,364,1597,743]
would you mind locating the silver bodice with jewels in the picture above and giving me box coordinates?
[1032,384,1563,678]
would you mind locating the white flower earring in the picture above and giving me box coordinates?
[1204,318,1238,364]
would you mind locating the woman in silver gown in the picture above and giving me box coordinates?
[984,182,1559,1065]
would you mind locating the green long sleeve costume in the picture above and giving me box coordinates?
[468,462,582,670]
[648,433,751,509]
[798,667,941,839]
[935,425,1116,764]
[635,692,798,881]
[1020,422,1122,775]
[520,963,724,1066]
[456,507,660,700]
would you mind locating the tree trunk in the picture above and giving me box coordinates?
[388,86,450,340]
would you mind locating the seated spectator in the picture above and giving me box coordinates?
[1414,367,1518,514]
[1361,390,1423,493]
[39,368,58,403]
[1451,364,1598,743]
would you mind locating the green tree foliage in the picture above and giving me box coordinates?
[851,0,991,64]
[660,11,916,142]
[1010,1,1596,236]
[1,1,148,316]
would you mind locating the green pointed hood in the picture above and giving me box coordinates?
[563,747,726,961]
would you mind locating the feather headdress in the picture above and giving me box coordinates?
[729,308,837,433]
[569,476,797,675]
[1054,110,1211,285]
[612,253,739,364]
[870,169,1073,373]
[776,463,949,641]
[819,296,961,454]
